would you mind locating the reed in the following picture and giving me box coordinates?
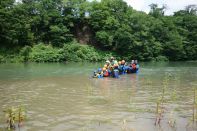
[3,106,26,130]
[186,87,197,130]
[155,73,171,126]
[155,101,162,125]
[167,75,179,128]
[193,88,197,123]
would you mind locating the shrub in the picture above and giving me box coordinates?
[29,44,65,62]
[0,55,5,63]
[0,42,119,63]
[62,41,113,62]
[20,46,32,62]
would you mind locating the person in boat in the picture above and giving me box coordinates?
[134,60,138,65]
[104,60,112,76]
[93,68,103,78]
[103,67,110,77]
[110,57,115,65]
[127,60,135,73]
[110,56,118,66]
[118,61,121,66]
[128,59,139,73]
[119,60,127,74]
[124,61,129,72]
[105,60,111,68]
[132,60,135,64]
[109,57,118,76]
[113,64,119,78]
[131,60,137,73]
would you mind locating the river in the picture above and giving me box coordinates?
[0,62,197,131]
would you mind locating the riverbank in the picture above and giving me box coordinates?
[0,42,119,63]
[1,0,197,63]
[0,42,171,64]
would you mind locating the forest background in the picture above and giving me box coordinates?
[0,0,196,62]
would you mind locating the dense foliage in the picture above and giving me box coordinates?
[0,0,197,62]
[0,42,116,63]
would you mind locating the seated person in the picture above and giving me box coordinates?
[93,68,103,78]
[110,56,118,66]
[103,67,110,77]
[127,60,137,73]
[105,60,111,69]
[113,64,119,78]
[119,60,127,74]
[104,60,113,76]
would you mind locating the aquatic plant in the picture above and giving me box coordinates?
[168,110,176,128]
[121,119,135,131]
[155,73,171,126]
[170,75,179,103]
[155,101,163,125]
[3,106,26,130]
[186,87,197,130]
[167,75,180,128]
[193,88,197,123]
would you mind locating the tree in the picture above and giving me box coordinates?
[0,0,197,61]
[149,4,167,18]
[0,0,16,47]
[174,5,197,60]
[185,5,197,15]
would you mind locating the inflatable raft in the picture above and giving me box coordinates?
[92,64,139,78]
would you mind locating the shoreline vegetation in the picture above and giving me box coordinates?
[0,0,197,63]
[0,41,119,63]
[0,41,169,63]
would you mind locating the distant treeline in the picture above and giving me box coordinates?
[0,0,197,62]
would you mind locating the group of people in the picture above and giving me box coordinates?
[93,57,139,78]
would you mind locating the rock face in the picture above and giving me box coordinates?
[74,22,94,45]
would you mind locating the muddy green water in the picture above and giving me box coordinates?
[0,62,197,131]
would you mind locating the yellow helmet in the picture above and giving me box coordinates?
[104,64,107,68]
[102,67,106,71]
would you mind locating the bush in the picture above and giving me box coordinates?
[0,55,5,63]
[62,41,114,62]
[20,46,32,62]
[0,42,119,63]
[29,44,65,62]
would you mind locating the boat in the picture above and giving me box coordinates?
[92,64,139,78]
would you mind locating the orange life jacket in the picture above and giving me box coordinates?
[103,70,109,77]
